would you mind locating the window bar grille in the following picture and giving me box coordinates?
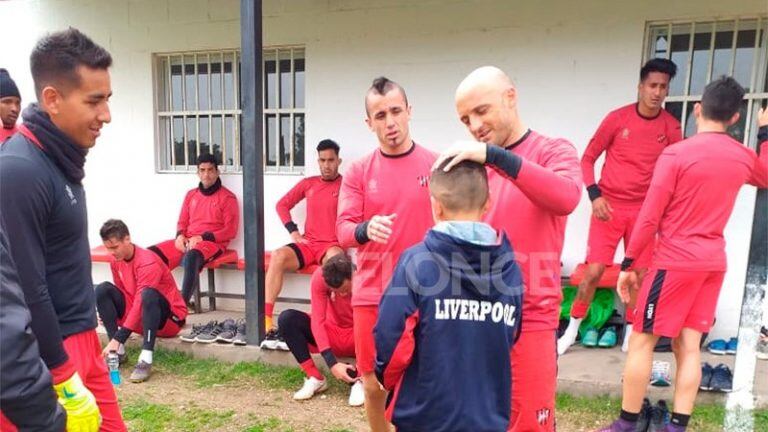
[194,54,201,161]
[680,23,697,136]
[168,55,176,169]
[289,50,295,168]
[234,49,241,169]
[220,54,227,167]
[705,21,717,85]
[729,19,740,77]
[275,49,282,170]
[207,53,213,157]
[181,55,190,169]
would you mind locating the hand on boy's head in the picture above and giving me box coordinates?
[432,140,487,172]
[759,107,768,128]
[367,214,396,244]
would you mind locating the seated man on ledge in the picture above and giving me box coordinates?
[261,139,344,350]
[96,219,188,383]
[149,153,239,311]
[278,254,363,406]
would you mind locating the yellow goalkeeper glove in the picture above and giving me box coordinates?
[53,372,101,432]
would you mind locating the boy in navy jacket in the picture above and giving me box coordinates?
[374,158,523,432]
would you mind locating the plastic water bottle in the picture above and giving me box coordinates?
[107,351,121,385]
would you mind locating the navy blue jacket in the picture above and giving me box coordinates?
[0,129,96,369]
[374,229,523,432]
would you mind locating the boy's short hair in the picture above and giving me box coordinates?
[100,219,129,241]
[322,254,354,288]
[429,158,489,213]
[700,76,745,123]
[640,58,677,82]
[365,76,408,115]
[316,139,340,155]
[196,153,219,168]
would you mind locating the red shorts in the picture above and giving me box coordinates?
[509,330,557,432]
[353,305,379,374]
[149,239,224,269]
[309,324,356,358]
[586,202,652,269]
[633,268,725,337]
[286,241,339,269]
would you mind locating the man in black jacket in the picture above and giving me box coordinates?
[0,28,125,432]
[0,226,66,431]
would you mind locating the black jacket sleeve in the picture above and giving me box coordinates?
[0,155,69,369]
[0,228,67,431]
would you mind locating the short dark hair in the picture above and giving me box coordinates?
[700,76,745,123]
[322,254,354,289]
[30,28,112,98]
[196,153,219,168]
[430,158,489,213]
[100,219,130,241]
[365,76,408,115]
[316,139,340,155]
[640,58,677,82]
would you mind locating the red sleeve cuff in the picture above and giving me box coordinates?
[50,358,77,385]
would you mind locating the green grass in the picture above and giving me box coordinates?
[123,399,234,432]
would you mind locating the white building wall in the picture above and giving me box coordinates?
[1,0,764,337]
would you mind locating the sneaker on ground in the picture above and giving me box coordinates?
[216,318,238,343]
[274,332,289,351]
[293,376,328,400]
[260,328,281,350]
[650,361,671,387]
[700,362,714,390]
[725,337,738,355]
[179,322,206,343]
[634,398,651,432]
[647,400,669,432]
[196,320,223,343]
[129,361,152,383]
[233,320,247,346]
[707,339,727,355]
[598,326,618,348]
[582,327,599,347]
[709,364,733,392]
[348,381,365,407]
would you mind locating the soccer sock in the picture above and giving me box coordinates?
[299,359,323,380]
[670,413,690,429]
[571,300,589,319]
[138,349,154,365]
[558,316,583,355]
[265,303,275,329]
[622,324,633,352]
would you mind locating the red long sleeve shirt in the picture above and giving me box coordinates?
[581,104,682,203]
[309,269,353,354]
[626,132,768,271]
[111,246,188,333]
[484,130,582,332]
[336,143,436,307]
[177,181,239,247]
[276,175,342,243]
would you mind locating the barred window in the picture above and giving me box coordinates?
[645,17,768,148]
[154,47,305,173]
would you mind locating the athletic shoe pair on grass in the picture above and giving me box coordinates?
[293,376,365,407]
[596,398,670,432]
[581,326,618,348]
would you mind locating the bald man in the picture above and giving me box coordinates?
[437,66,582,431]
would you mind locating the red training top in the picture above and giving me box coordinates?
[310,269,353,353]
[110,245,188,332]
[276,175,342,243]
[336,143,436,307]
[0,124,18,143]
[581,104,682,204]
[484,130,582,332]
[177,180,239,247]
[626,133,768,271]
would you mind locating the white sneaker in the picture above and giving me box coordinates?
[348,381,365,407]
[293,376,328,400]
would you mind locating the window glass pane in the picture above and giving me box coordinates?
[199,116,210,155]
[280,114,290,166]
[294,57,305,109]
[712,23,735,82]
[186,117,197,165]
[211,115,223,164]
[664,102,683,123]
[669,24,691,97]
[279,50,292,109]
[265,51,276,109]
[173,116,184,166]
[157,57,169,111]
[161,117,171,168]
[726,99,748,143]
[224,115,235,167]
[184,55,195,110]
[294,114,305,167]
[265,114,277,166]
[734,21,758,92]
[210,54,223,110]
[689,24,713,95]
[224,53,235,110]
[684,102,697,138]
[650,26,669,59]
[171,58,183,111]
[198,62,209,111]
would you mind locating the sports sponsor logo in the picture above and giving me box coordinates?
[621,128,630,140]
[646,302,655,320]
[536,408,550,425]
[65,184,77,205]
[417,175,429,187]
